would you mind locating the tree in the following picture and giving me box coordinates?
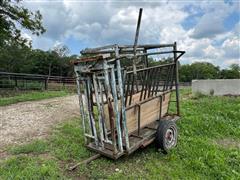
[51,44,70,76]
[52,44,70,58]
[0,0,45,48]
[0,42,31,72]
[230,64,240,72]
[220,64,240,79]
[179,62,220,82]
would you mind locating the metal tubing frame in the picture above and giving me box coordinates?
[97,79,111,143]
[80,43,175,54]
[173,42,180,115]
[115,46,130,150]
[133,8,143,78]
[86,77,98,145]
[92,73,105,148]
[82,79,94,137]
[103,60,117,154]
[74,41,184,158]
[75,73,87,143]
[110,66,123,152]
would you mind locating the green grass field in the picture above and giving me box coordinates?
[0,89,239,179]
[0,90,71,106]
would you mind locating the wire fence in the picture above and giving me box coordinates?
[0,72,76,91]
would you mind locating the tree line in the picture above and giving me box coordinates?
[0,43,77,77]
[148,58,239,82]
[1,0,239,81]
[179,62,239,82]
[1,42,239,82]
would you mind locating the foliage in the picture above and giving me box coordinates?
[179,62,220,82]
[0,1,239,82]
[0,1,77,78]
[220,64,240,79]
[146,58,239,82]
[0,44,77,76]
[0,0,45,48]
[1,89,239,179]
[179,62,239,82]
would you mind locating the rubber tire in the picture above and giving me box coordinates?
[155,120,178,153]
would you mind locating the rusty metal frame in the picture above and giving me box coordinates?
[74,8,185,159]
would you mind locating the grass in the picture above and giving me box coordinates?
[9,140,49,155]
[0,90,71,106]
[0,156,63,179]
[0,88,240,179]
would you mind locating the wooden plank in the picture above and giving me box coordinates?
[102,92,171,134]
[126,92,170,133]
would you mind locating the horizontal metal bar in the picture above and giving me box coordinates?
[121,50,185,59]
[80,43,175,54]
[118,43,174,49]
[81,44,117,54]
[81,49,144,55]
[125,89,173,110]
[85,134,113,144]
[127,63,175,74]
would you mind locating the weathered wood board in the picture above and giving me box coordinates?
[126,92,170,133]
[102,92,171,134]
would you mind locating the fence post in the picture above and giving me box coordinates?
[44,77,48,90]
[14,76,18,89]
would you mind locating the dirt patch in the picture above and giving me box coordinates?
[0,95,80,151]
[215,138,240,149]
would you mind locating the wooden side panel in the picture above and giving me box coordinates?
[126,92,170,134]
[102,92,171,133]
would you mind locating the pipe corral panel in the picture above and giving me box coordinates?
[192,79,240,95]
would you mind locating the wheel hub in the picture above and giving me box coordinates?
[165,127,176,148]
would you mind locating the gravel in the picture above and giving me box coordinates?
[0,95,80,150]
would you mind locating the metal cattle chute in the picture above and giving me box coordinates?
[74,8,185,159]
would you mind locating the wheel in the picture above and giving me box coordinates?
[155,120,178,153]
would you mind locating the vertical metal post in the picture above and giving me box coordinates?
[132,8,143,93]
[86,77,98,145]
[124,73,130,106]
[103,60,117,154]
[98,80,110,143]
[75,73,87,143]
[159,96,162,120]
[115,45,130,150]
[143,48,148,67]
[110,67,123,152]
[129,73,135,105]
[93,74,104,148]
[133,8,143,74]
[174,42,180,115]
[137,105,141,135]
[83,79,92,136]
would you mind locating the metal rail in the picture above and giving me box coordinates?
[0,71,75,90]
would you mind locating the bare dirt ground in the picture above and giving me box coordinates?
[0,95,80,151]
[215,138,240,149]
